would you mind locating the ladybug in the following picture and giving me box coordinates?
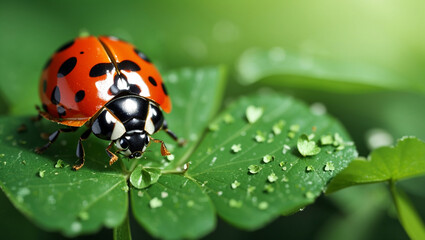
[35,35,182,170]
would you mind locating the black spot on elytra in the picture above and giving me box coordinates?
[43,58,52,70]
[134,48,151,63]
[75,90,85,102]
[51,86,61,104]
[89,63,114,77]
[55,40,75,53]
[57,106,66,117]
[43,80,47,93]
[57,57,77,78]
[129,85,141,94]
[161,82,168,96]
[148,76,157,86]
[118,60,141,72]
[80,51,84,54]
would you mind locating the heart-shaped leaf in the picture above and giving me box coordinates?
[130,166,161,189]
[327,137,425,193]
[185,94,358,229]
[327,137,425,239]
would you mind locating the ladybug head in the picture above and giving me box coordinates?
[114,131,150,159]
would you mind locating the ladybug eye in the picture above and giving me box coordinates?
[118,138,129,150]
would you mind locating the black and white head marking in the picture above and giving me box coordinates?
[115,130,150,158]
[91,95,166,159]
[91,109,126,140]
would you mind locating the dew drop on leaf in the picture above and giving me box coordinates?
[272,120,286,135]
[267,173,278,183]
[246,105,263,124]
[223,113,234,124]
[248,165,262,174]
[258,201,269,210]
[187,200,195,207]
[149,197,163,209]
[121,185,129,192]
[324,162,335,171]
[262,154,274,163]
[55,159,65,168]
[231,180,241,189]
[229,199,243,208]
[78,211,89,221]
[282,144,291,154]
[231,144,242,153]
[264,184,275,193]
[38,170,46,178]
[306,165,315,172]
[305,191,315,199]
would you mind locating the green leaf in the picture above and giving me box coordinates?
[130,174,215,239]
[297,134,321,156]
[327,137,425,193]
[186,94,357,229]
[236,48,424,93]
[391,182,425,240]
[113,213,132,240]
[0,66,226,239]
[0,118,128,237]
[129,166,161,189]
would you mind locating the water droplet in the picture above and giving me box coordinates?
[282,144,291,154]
[187,200,195,207]
[161,192,168,198]
[121,185,129,192]
[17,188,30,202]
[258,201,269,210]
[209,157,217,166]
[71,221,82,233]
[149,197,163,209]
[231,180,241,189]
[229,199,243,208]
[231,144,242,153]
[78,211,89,221]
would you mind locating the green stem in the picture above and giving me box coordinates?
[389,180,425,240]
[113,212,132,240]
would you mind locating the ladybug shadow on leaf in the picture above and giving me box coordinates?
[5,117,121,172]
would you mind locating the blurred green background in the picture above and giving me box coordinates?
[0,0,424,239]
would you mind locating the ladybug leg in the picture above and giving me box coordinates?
[162,120,186,146]
[106,142,119,166]
[150,137,171,156]
[73,129,91,171]
[35,127,78,154]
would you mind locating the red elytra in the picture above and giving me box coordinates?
[39,36,171,127]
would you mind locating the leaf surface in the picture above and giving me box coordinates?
[186,94,358,229]
[327,137,425,193]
